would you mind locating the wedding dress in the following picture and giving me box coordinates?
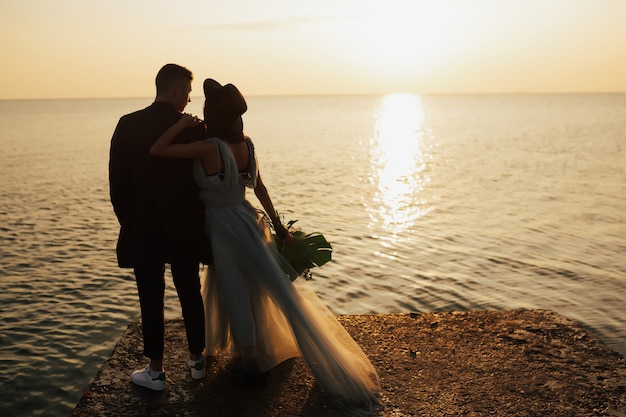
[195,137,381,414]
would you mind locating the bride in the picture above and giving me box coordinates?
[150,79,381,414]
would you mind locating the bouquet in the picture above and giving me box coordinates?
[272,219,333,281]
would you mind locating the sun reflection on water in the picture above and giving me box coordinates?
[367,93,431,251]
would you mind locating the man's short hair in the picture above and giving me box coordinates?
[155,64,193,95]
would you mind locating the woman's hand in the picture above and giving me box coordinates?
[276,225,294,244]
[281,231,294,244]
[151,114,204,157]
[180,113,203,128]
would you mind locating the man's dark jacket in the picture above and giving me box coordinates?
[109,101,210,267]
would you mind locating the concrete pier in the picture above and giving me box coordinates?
[70,310,626,416]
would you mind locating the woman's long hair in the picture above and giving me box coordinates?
[204,112,245,143]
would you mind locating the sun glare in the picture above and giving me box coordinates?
[367,93,431,251]
[351,1,454,76]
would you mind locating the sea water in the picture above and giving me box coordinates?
[0,94,625,417]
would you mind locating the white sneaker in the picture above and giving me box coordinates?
[189,357,206,380]
[131,365,166,391]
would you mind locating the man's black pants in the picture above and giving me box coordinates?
[134,261,205,359]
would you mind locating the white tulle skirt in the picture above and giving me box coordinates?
[200,205,381,415]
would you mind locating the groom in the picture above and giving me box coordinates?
[109,63,209,390]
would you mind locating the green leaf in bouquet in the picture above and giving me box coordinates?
[301,233,332,267]
[272,225,333,280]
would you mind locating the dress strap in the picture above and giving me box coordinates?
[243,137,258,188]
[214,139,222,175]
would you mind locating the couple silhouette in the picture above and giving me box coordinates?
[109,63,381,415]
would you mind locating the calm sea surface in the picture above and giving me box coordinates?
[1,94,625,417]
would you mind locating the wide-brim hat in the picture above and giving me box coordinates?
[203,78,247,121]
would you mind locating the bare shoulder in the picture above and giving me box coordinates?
[193,138,219,155]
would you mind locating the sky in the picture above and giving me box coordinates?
[1,0,625,99]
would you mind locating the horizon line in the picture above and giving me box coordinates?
[1,91,625,101]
